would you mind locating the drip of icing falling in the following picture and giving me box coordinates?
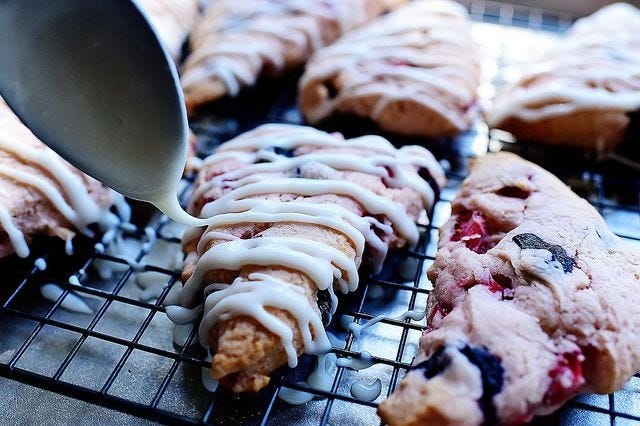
[65,236,74,256]
[34,257,47,271]
[350,378,382,402]
[201,354,219,393]
[173,323,196,348]
[136,239,184,301]
[166,304,203,325]
[278,352,337,405]
[40,284,93,314]
[348,309,426,340]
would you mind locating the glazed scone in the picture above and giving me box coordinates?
[487,3,640,152]
[0,99,126,259]
[378,152,640,425]
[180,0,405,115]
[299,0,481,138]
[166,124,444,392]
[138,0,200,61]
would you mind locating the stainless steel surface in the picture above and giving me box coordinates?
[0,0,189,202]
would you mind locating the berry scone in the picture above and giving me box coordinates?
[180,0,405,115]
[487,3,640,153]
[378,152,640,425]
[299,0,481,138]
[165,124,445,392]
[0,99,126,259]
[137,0,200,62]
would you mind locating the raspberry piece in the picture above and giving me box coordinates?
[451,210,495,253]
[426,303,451,331]
[544,350,585,406]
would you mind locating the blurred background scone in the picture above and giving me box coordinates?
[487,3,640,153]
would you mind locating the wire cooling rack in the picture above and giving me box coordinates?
[2,1,640,425]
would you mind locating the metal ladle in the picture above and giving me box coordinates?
[0,0,192,220]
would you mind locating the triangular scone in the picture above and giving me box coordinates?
[487,3,640,153]
[137,0,200,62]
[379,152,640,425]
[180,0,405,115]
[167,124,444,392]
[0,99,125,259]
[299,0,480,138]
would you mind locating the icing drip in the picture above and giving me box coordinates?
[488,3,640,125]
[350,378,382,402]
[279,352,338,405]
[170,124,443,379]
[40,283,94,314]
[0,205,29,258]
[34,257,47,271]
[300,0,480,130]
[182,236,357,309]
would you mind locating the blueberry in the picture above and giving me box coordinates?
[513,233,575,273]
[272,147,295,158]
[459,345,505,425]
[410,346,450,378]
[411,344,504,424]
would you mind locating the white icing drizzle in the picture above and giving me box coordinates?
[0,100,129,258]
[336,351,374,370]
[40,283,94,314]
[199,273,331,367]
[34,257,47,271]
[348,309,426,340]
[173,323,196,348]
[0,205,29,258]
[300,0,479,130]
[488,2,640,126]
[181,0,376,99]
[350,378,382,402]
[278,352,337,405]
[65,236,74,256]
[169,124,443,376]
[201,353,220,393]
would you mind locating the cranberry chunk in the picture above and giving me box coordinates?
[451,210,495,253]
[544,350,585,406]
[426,303,451,331]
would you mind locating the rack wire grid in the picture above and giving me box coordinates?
[1,1,639,425]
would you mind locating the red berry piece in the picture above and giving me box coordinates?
[544,350,585,406]
[451,210,495,253]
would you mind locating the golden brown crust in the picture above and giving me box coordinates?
[494,109,629,153]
